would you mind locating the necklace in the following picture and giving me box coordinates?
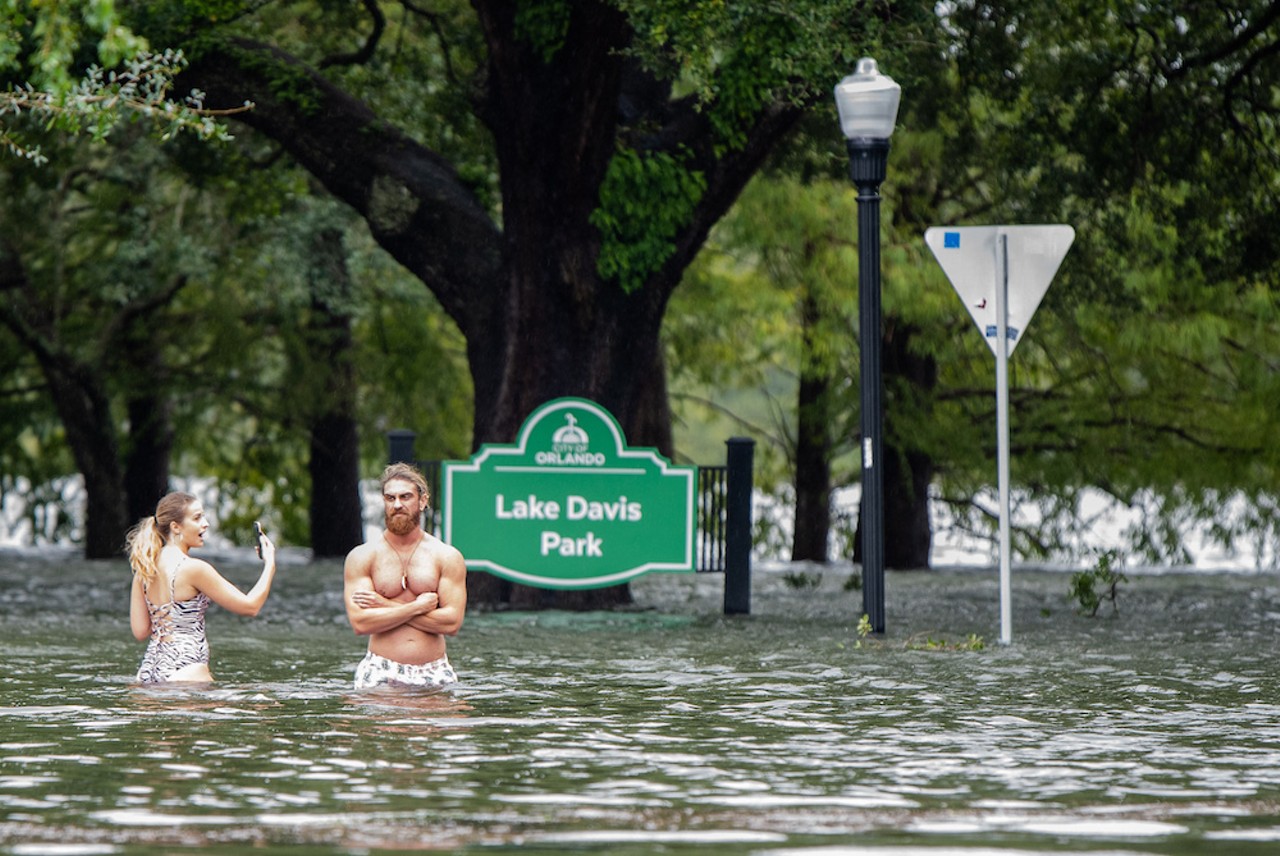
[384,533,422,591]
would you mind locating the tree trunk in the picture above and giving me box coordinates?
[883,444,934,569]
[883,322,937,569]
[309,412,363,556]
[121,331,175,523]
[124,395,173,523]
[304,226,365,558]
[792,291,833,563]
[45,368,130,558]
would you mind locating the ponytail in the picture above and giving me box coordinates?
[125,516,164,587]
[124,492,197,588]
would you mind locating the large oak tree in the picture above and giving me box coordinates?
[131,0,892,604]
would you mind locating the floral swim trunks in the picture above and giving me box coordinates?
[354,650,458,691]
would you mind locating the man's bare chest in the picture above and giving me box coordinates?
[371,550,441,599]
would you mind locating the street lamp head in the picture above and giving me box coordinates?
[834,57,901,141]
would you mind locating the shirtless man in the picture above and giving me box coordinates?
[344,463,467,690]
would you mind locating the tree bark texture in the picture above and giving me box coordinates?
[792,291,833,563]
[309,412,364,556]
[883,323,937,569]
[124,393,174,524]
[45,368,131,558]
[304,226,365,557]
[120,320,176,522]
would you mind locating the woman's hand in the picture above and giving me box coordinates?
[260,533,276,565]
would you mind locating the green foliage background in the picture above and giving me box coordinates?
[3,1,1280,566]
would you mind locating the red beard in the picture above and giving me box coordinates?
[386,510,417,536]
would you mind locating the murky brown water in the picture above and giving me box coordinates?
[2,546,1279,854]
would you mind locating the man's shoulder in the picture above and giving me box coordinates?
[346,539,377,556]
[425,533,465,565]
[344,539,380,567]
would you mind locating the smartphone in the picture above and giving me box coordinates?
[254,521,266,558]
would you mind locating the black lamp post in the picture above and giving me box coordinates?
[834,58,900,634]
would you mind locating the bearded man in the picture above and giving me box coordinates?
[343,463,467,689]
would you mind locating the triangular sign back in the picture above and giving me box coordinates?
[924,225,1075,356]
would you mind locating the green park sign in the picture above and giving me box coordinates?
[441,398,697,589]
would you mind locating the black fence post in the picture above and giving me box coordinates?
[388,429,417,465]
[724,436,755,615]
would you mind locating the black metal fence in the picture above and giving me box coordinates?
[693,464,728,573]
[387,431,755,613]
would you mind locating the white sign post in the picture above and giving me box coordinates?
[924,225,1075,644]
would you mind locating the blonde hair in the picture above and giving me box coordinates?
[125,491,196,588]
[380,462,430,506]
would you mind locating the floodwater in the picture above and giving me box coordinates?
[2,546,1279,855]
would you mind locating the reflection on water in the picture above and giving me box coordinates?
[2,546,1280,854]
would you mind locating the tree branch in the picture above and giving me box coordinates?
[400,0,462,90]
[1162,3,1280,79]
[99,274,190,352]
[176,37,502,336]
[318,0,386,69]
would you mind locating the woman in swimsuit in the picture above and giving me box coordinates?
[126,491,278,683]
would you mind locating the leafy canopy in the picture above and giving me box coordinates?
[1,0,247,164]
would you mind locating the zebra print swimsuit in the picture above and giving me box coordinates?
[135,558,211,683]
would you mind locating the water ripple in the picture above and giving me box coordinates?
[3,554,1280,853]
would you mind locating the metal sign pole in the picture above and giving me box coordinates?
[924,223,1074,645]
[995,233,1013,645]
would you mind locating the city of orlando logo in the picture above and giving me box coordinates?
[536,413,605,466]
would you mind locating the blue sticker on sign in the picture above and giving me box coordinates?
[984,326,1021,340]
[944,232,960,248]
